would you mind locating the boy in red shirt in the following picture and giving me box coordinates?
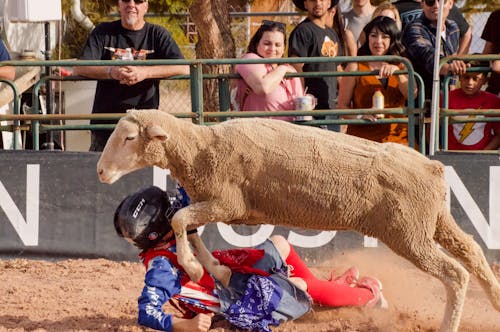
[447,60,500,150]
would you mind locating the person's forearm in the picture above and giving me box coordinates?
[0,65,15,81]
[397,75,417,99]
[259,65,290,94]
[483,132,500,150]
[72,66,110,79]
[457,28,472,55]
[143,64,190,79]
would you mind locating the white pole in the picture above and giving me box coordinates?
[429,0,446,156]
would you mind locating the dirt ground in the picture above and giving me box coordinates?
[1,248,499,332]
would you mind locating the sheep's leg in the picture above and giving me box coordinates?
[434,211,500,312]
[385,238,468,332]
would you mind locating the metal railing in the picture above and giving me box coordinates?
[0,55,422,151]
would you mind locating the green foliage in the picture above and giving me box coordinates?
[461,0,498,13]
[57,0,196,59]
[147,0,192,13]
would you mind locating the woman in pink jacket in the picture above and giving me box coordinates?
[234,20,308,121]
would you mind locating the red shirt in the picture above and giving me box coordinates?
[447,89,500,150]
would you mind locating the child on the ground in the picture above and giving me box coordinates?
[447,59,500,150]
[114,186,387,332]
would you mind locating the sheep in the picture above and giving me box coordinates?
[97,109,500,332]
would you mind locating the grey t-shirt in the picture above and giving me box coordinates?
[343,9,373,42]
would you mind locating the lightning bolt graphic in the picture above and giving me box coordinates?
[458,115,476,143]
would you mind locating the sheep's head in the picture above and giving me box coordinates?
[97,111,170,184]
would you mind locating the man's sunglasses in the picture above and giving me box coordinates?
[261,20,286,30]
[424,0,445,6]
[121,0,147,4]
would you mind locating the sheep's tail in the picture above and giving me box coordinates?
[434,210,500,311]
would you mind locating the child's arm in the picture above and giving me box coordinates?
[137,256,186,331]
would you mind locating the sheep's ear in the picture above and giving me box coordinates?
[146,125,169,141]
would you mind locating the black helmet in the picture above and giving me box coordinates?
[114,186,175,250]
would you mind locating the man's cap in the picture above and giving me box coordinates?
[292,0,339,11]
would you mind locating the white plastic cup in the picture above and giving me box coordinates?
[295,95,314,121]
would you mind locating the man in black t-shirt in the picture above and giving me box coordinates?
[73,0,189,151]
[288,0,344,132]
[394,0,471,55]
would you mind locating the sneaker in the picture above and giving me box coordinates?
[357,276,389,309]
[329,266,360,286]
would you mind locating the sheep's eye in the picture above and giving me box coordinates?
[125,136,136,141]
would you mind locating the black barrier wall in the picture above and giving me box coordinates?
[0,151,499,263]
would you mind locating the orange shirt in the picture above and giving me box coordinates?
[346,62,408,144]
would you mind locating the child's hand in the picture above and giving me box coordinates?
[172,313,214,332]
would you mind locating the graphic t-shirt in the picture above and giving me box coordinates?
[79,20,184,122]
[447,89,500,150]
[288,19,343,109]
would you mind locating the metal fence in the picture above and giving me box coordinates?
[0,55,422,152]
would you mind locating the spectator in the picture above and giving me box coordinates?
[481,10,500,96]
[402,0,467,106]
[0,38,16,150]
[343,0,377,44]
[446,59,500,150]
[234,20,306,121]
[327,6,358,57]
[289,0,352,132]
[114,186,387,332]
[73,0,189,151]
[394,0,471,55]
[338,16,417,144]
[358,1,402,47]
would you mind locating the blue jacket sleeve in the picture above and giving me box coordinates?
[138,256,183,331]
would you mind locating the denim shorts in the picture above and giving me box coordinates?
[217,239,311,322]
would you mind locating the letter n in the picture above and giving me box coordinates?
[0,164,40,245]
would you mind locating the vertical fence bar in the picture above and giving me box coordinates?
[405,60,416,149]
[190,63,203,124]
[218,77,231,113]
[414,73,426,154]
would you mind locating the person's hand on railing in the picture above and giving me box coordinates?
[377,63,399,78]
[447,60,468,76]
[112,65,148,86]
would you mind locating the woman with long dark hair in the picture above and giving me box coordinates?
[234,20,306,120]
[338,16,417,144]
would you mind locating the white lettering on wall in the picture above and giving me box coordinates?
[153,167,170,191]
[288,230,337,248]
[445,166,500,249]
[0,164,40,245]
[217,223,274,247]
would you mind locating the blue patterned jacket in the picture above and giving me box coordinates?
[402,14,460,98]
